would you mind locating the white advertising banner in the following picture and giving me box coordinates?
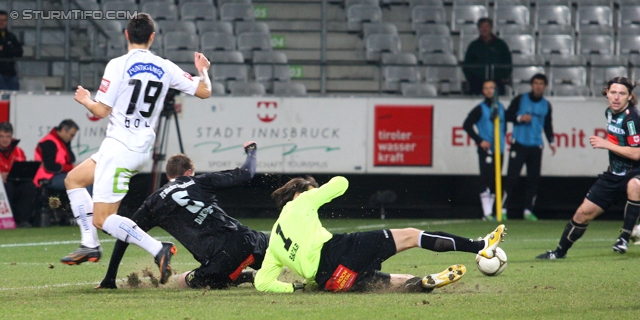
[366,97,609,176]
[173,97,368,173]
[9,94,612,177]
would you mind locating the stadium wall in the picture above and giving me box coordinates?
[10,94,620,220]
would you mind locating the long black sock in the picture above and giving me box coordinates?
[556,219,588,256]
[419,231,484,253]
[620,199,640,242]
[99,240,130,289]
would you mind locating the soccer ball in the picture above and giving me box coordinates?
[476,247,507,276]
[631,224,640,245]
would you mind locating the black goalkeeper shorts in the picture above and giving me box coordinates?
[315,230,397,292]
[185,230,268,289]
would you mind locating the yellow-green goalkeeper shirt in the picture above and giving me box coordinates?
[254,176,348,293]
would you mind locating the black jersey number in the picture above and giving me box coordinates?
[126,79,163,118]
[275,224,292,251]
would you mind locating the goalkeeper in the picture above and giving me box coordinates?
[98,142,268,289]
[254,176,506,293]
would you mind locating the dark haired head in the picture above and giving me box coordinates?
[0,10,7,17]
[57,119,79,132]
[601,77,637,106]
[477,17,493,28]
[0,122,13,133]
[166,154,195,179]
[126,13,155,45]
[530,73,548,85]
[271,176,319,211]
[482,79,496,86]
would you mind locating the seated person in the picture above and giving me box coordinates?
[33,119,78,191]
[0,122,37,227]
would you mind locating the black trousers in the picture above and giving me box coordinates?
[503,142,542,212]
[477,147,503,194]
[4,180,37,225]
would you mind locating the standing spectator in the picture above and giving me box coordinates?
[33,119,78,191]
[0,122,36,227]
[503,74,556,221]
[463,18,512,96]
[463,80,506,221]
[0,10,23,91]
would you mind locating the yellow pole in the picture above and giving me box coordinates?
[493,91,503,222]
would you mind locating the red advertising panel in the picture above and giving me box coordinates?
[0,100,9,123]
[374,105,433,166]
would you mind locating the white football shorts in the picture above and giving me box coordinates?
[90,137,151,203]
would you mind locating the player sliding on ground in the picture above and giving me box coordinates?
[254,176,506,293]
[98,144,268,289]
[62,13,212,285]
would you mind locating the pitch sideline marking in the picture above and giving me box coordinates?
[0,219,624,248]
[0,276,168,291]
[0,221,471,248]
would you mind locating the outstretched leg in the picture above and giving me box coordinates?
[344,266,466,293]
[61,158,101,265]
[390,225,506,258]
[537,198,603,259]
[96,204,176,284]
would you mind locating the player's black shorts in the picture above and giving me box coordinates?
[185,230,269,289]
[315,230,397,292]
[586,168,640,210]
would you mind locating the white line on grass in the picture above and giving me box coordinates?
[0,281,101,291]
[0,261,199,266]
[0,276,163,291]
[0,236,175,248]
[1,221,472,248]
[0,219,625,248]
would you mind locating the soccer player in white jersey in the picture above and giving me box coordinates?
[61,13,212,284]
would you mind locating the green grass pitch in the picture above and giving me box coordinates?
[1,219,639,319]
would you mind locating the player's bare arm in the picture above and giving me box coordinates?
[193,52,212,99]
[590,135,640,161]
[74,85,112,118]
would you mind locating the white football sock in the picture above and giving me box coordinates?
[102,214,163,256]
[480,189,493,217]
[67,188,99,248]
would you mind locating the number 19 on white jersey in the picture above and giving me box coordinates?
[95,49,199,153]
